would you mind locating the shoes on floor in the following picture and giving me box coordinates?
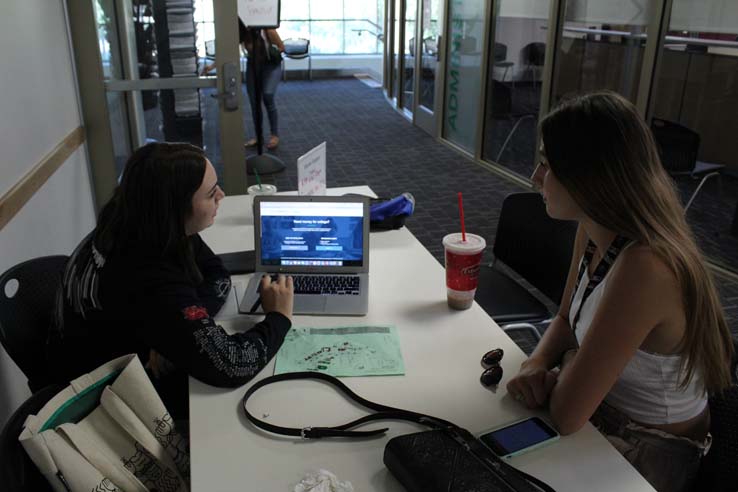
[244,138,257,148]
[266,135,279,150]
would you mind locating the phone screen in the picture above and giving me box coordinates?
[479,417,558,456]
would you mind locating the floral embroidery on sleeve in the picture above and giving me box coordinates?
[183,305,209,321]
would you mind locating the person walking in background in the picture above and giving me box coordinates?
[240,19,284,151]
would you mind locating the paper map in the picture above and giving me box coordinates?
[274,325,405,377]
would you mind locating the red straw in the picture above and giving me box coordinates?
[457,192,466,242]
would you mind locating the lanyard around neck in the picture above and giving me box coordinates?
[569,235,631,340]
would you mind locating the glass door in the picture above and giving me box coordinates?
[399,0,417,116]
[414,0,442,134]
[92,0,246,194]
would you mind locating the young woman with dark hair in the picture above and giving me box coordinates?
[506,91,733,491]
[49,142,294,416]
[240,19,284,150]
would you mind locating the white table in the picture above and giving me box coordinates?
[191,186,654,492]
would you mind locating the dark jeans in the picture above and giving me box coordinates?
[246,61,281,138]
[591,402,709,492]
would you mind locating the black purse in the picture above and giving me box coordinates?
[242,372,556,492]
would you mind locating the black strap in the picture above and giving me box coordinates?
[242,371,456,439]
[242,372,556,492]
[569,235,631,340]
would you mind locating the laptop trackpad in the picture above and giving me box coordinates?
[294,295,327,314]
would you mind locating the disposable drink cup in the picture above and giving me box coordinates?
[247,184,277,195]
[442,233,486,310]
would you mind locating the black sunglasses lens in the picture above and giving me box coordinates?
[482,348,504,366]
[480,365,503,387]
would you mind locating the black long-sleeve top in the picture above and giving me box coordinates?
[48,232,291,399]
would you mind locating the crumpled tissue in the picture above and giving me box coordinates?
[294,469,354,492]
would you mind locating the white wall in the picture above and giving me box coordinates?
[0,1,96,426]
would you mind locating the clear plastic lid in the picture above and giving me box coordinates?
[442,233,486,254]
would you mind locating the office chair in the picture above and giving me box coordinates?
[521,42,545,90]
[493,43,514,83]
[0,255,68,393]
[650,118,724,211]
[475,193,577,324]
[695,337,738,492]
[0,383,64,492]
[282,38,311,81]
[487,80,536,164]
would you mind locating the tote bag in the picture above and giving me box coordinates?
[19,354,189,492]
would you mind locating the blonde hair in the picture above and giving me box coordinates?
[541,90,733,394]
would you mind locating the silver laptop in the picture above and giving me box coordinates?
[238,195,370,316]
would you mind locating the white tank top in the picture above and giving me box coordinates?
[569,240,707,425]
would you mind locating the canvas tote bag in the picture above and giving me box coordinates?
[18,354,189,492]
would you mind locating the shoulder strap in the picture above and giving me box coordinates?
[242,371,455,439]
[569,235,632,337]
[243,372,557,492]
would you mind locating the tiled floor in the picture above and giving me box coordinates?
[147,77,738,338]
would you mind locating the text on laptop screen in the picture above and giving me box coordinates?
[260,201,364,267]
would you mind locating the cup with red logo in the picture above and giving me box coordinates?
[442,233,486,310]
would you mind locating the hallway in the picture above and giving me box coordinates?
[203,77,738,336]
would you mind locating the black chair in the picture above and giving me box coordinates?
[282,38,311,81]
[521,42,545,94]
[0,383,64,492]
[488,80,537,164]
[696,337,738,492]
[650,118,724,211]
[493,42,514,83]
[0,256,68,393]
[475,193,577,324]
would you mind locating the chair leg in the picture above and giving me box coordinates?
[496,115,535,163]
[282,59,286,82]
[308,56,312,81]
[685,172,720,212]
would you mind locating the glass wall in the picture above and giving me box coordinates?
[280,0,384,54]
[443,0,486,153]
[419,0,441,110]
[481,0,551,177]
[551,0,656,104]
[650,0,738,271]
[400,0,417,113]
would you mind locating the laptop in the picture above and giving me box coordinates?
[238,195,370,316]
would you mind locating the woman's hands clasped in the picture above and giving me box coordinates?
[506,358,558,409]
[260,274,294,320]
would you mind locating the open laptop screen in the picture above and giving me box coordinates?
[259,201,365,267]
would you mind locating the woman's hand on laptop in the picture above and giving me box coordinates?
[261,274,294,320]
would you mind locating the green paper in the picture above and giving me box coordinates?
[274,325,405,377]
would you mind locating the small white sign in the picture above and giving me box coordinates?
[238,0,280,29]
[297,142,327,196]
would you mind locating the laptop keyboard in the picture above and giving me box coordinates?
[260,275,360,295]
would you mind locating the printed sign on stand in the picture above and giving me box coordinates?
[238,0,281,29]
[297,141,327,196]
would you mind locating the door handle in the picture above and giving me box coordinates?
[215,62,240,111]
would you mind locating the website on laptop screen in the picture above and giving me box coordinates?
[260,201,364,267]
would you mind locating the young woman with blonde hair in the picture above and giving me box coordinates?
[507,91,733,492]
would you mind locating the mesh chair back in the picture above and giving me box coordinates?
[650,118,700,175]
[697,337,738,491]
[283,38,310,57]
[0,383,63,492]
[0,256,68,392]
[522,42,546,66]
[493,193,577,305]
[494,42,507,62]
[205,39,215,57]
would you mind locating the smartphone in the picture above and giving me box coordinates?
[478,416,559,459]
